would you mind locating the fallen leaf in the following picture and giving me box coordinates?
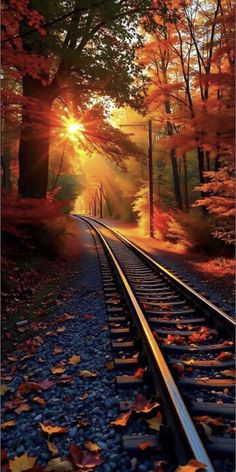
[79,370,97,378]
[1,420,16,429]
[182,359,195,366]
[39,423,68,435]
[51,366,66,375]
[44,458,73,472]
[68,355,81,365]
[199,422,212,438]
[163,334,185,345]
[15,403,31,415]
[84,441,101,453]
[56,376,74,385]
[133,393,159,414]
[9,453,37,472]
[46,442,59,458]
[7,355,18,362]
[104,360,114,370]
[145,412,163,431]
[79,392,89,401]
[33,397,46,406]
[1,384,9,396]
[69,444,103,469]
[134,367,145,378]
[110,410,132,427]
[216,352,233,362]
[53,346,64,355]
[138,440,153,450]
[56,327,65,333]
[83,314,94,320]
[18,380,55,394]
[220,369,235,378]
[175,459,207,472]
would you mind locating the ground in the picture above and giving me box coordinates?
[1,216,235,472]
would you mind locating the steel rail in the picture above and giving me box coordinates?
[80,216,215,472]
[83,216,235,330]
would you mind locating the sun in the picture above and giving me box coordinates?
[67,121,85,135]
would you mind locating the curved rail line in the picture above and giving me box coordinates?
[77,215,235,472]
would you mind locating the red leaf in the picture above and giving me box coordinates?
[69,444,103,469]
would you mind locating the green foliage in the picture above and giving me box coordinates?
[54,175,82,213]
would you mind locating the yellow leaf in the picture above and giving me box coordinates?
[84,441,101,453]
[68,355,81,365]
[39,423,68,435]
[79,370,97,378]
[1,420,16,429]
[175,459,207,472]
[1,384,9,395]
[47,441,59,457]
[51,366,66,375]
[182,359,195,366]
[145,412,163,431]
[9,453,37,472]
[44,458,74,472]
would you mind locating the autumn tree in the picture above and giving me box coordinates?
[2,0,158,198]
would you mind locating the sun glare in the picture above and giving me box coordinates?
[67,121,85,136]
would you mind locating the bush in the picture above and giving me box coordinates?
[170,210,219,253]
[1,192,74,257]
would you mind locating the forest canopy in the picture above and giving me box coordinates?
[1,0,235,249]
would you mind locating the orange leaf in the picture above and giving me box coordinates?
[220,369,235,378]
[33,397,45,406]
[51,366,66,375]
[69,444,103,469]
[1,420,16,429]
[84,441,101,453]
[110,410,132,427]
[56,327,65,333]
[68,355,81,365]
[9,453,37,472]
[175,459,207,471]
[79,370,97,378]
[46,442,58,457]
[39,423,68,435]
[53,346,63,355]
[15,403,31,415]
[145,412,163,431]
[104,360,114,370]
[138,440,153,450]
[133,393,160,414]
[216,352,233,362]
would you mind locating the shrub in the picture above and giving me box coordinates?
[1,192,73,257]
[170,210,218,253]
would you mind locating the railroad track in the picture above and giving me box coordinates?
[78,216,235,472]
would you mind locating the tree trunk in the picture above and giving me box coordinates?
[183,153,189,210]
[1,149,12,191]
[170,148,183,209]
[18,75,54,198]
[197,147,205,183]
